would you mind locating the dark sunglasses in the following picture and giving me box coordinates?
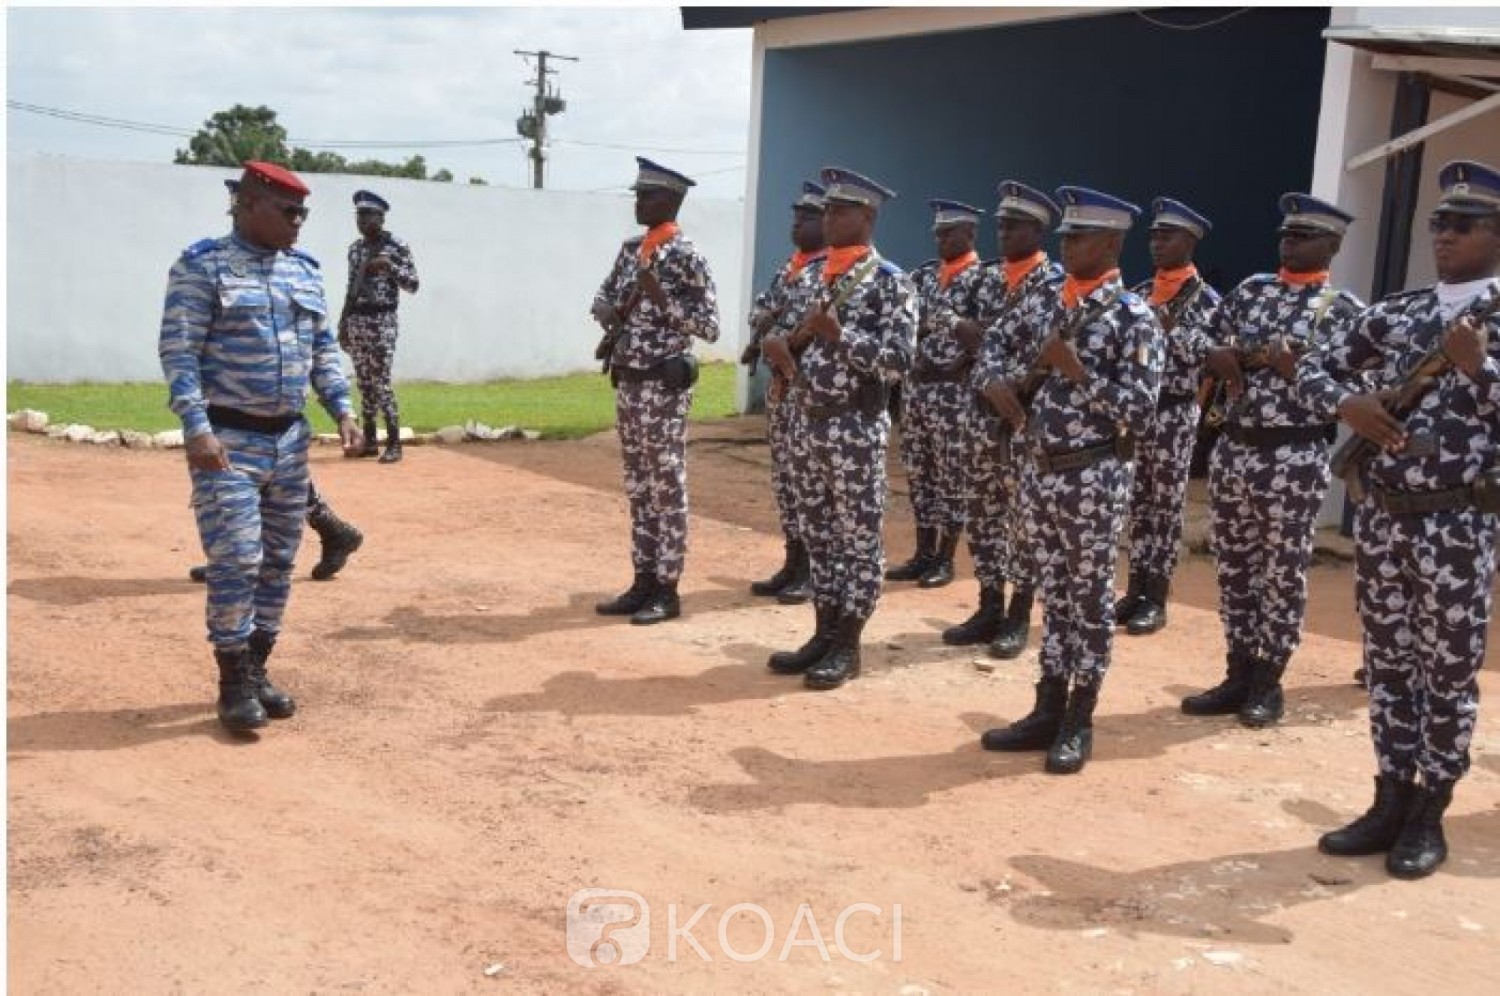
[1428,214,1484,235]
[274,203,309,222]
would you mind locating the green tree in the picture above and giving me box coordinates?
[174,104,290,166]
[432,169,454,182]
[468,176,489,186]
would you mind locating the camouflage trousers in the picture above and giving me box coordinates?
[1024,455,1131,685]
[799,408,890,620]
[1356,502,1496,786]
[962,403,1029,587]
[898,380,971,530]
[1124,399,1200,581]
[345,312,400,425]
[1209,436,1331,668]
[766,385,804,541]
[615,379,693,584]
[190,421,310,649]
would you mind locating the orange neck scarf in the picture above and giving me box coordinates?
[1003,251,1047,293]
[638,222,680,264]
[786,247,827,280]
[823,244,873,284]
[1278,267,1328,288]
[1063,268,1121,309]
[1150,265,1198,306]
[938,250,979,290]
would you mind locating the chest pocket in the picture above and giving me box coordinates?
[216,276,270,315]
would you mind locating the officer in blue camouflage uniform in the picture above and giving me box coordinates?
[1181,194,1363,728]
[1301,160,1500,879]
[744,181,828,604]
[1114,198,1221,635]
[887,200,990,589]
[187,178,364,585]
[337,190,420,463]
[762,167,918,690]
[979,187,1164,774]
[592,158,721,625]
[944,182,1063,654]
[160,161,362,734]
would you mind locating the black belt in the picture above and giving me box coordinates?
[611,364,668,385]
[207,405,302,435]
[803,380,889,421]
[1035,439,1123,474]
[1157,391,1197,408]
[1369,483,1477,516]
[910,362,972,386]
[1223,423,1334,447]
[345,302,396,317]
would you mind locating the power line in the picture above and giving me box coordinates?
[1131,7,1252,32]
[555,138,743,156]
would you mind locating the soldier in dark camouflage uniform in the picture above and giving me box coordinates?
[1181,194,1363,728]
[1115,198,1221,635]
[1301,160,1500,879]
[978,186,1164,775]
[592,158,720,625]
[887,200,989,589]
[744,181,828,604]
[762,167,917,691]
[337,190,420,463]
[944,181,1062,655]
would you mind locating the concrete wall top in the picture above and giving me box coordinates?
[6,154,746,384]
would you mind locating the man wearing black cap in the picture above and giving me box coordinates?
[744,181,828,604]
[945,181,1064,655]
[160,161,363,734]
[1114,197,1222,636]
[337,190,420,463]
[887,199,989,590]
[761,166,917,691]
[1299,160,1500,879]
[591,158,720,625]
[1181,193,1363,729]
[978,185,1164,774]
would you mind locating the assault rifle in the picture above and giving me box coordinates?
[1331,292,1500,502]
[1014,287,1124,412]
[592,258,657,376]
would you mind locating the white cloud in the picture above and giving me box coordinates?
[6,5,753,196]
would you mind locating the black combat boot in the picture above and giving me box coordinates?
[988,584,1034,660]
[1387,782,1455,879]
[1180,652,1254,716]
[214,646,269,733]
[751,539,802,596]
[1237,656,1287,728]
[307,499,364,581]
[596,573,656,616]
[1113,571,1144,626]
[378,415,403,463]
[1319,774,1417,856]
[919,529,960,588]
[631,580,681,625]
[357,418,380,458]
[1124,574,1169,636]
[243,629,296,719]
[805,614,865,691]
[1046,679,1101,775]
[775,544,812,605]
[885,526,937,582]
[981,673,1069,751]
[942,583,1006,646]
[769,602,838,674]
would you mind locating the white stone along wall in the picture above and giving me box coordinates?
[6,154,746,384]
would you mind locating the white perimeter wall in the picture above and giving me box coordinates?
[6,154,746,384]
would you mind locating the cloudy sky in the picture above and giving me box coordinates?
[6,4,755,197]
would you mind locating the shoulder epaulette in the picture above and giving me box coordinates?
[878,259,904,276]
[981,257,1002,268]
[181,237,220,260]
[287,247,320,269]
[914,258,939,272]
[1245,273,1278,285]
[623,235,646,249]
[1379,287,1427,307]
[1130,279,1152,295]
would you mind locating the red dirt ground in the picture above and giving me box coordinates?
[8,420,1499,993]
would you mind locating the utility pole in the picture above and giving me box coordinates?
[514,49,578,189]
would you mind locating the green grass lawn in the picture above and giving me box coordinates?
[7,362,740,440]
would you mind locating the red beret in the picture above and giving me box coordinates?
[241,160,310,198]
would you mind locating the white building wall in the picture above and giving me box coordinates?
[6,154,745,383]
